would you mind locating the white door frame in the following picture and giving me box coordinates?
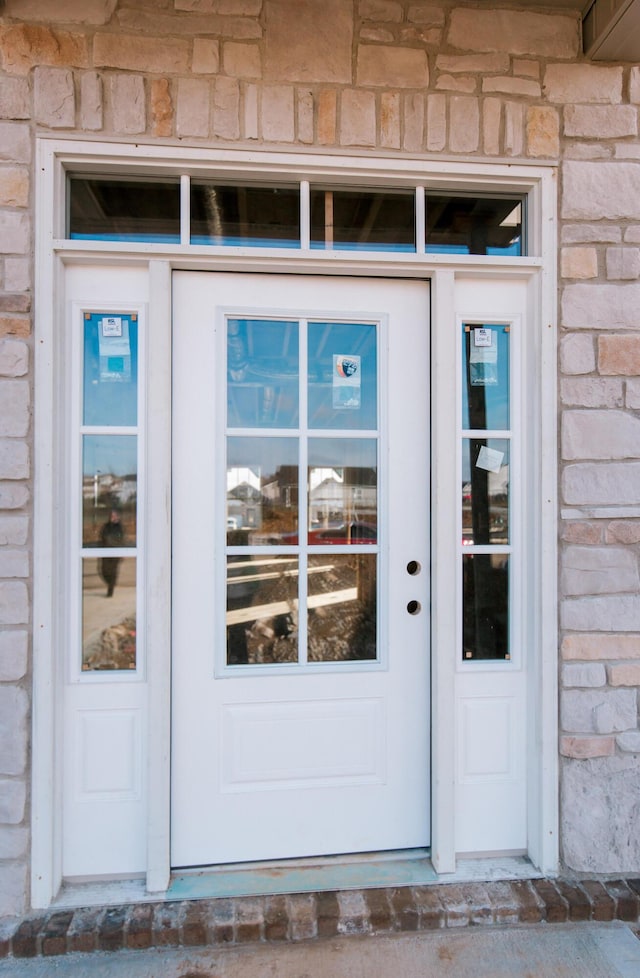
[32,139,558,907]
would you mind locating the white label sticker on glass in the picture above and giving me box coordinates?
[470,328,498,386]
[333,354,361,409]
[101,316,123,337]
[476,445,504,473]
[99,318,132,383]
[473,327,493,348]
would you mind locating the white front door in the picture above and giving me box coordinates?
[171,272,430,868]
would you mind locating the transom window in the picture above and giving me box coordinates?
[68,175,525,256]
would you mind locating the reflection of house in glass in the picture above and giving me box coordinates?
[308,466,377,529]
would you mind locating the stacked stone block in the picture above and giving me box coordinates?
[0,0,640,911]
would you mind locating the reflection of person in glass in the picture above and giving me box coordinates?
[99,509,124,597]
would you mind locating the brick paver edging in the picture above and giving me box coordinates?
[1,878,640,959]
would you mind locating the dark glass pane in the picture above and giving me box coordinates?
[308,438,377,544]
[426,195,523,256]
[69,178,180,242]
[227,319,299,429]
[226,555,298,665]
[462,325,510,431]
[82,557,136,670]
[308,322,377,430]
[310,188,415,251]
[83,313,138,427]
[227,436,298,545]
[82,435,137,548]
[308,554,377,661]
[191,183,300,246]
[463,554,509,661]
[461,439,509,546]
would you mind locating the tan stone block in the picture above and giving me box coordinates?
[561,247,598,280]
[608,663,640,686]
[606,247,640,281]
[398,26,441,45]
[0,212,29,254]
[449,96,479,153]
[0,78,30,121]
[562,282,640,329]
[598,335,640,376]
[380,92,400,149]
[3,0,116,24]
[526,106,560,159]
[563,224,621,245]
[626,378,640,409]
[34,67,75,129]
[193,39,220,75]
[403,93,424,152]
[562,409,640,460]
[0,24,89,75]
[544,64,622,104]
[176,78,209,138]
[560,377,623,408]
[483,77,541,98]
[108,75,145,135]
[340,90,375,148]
[318,90,337,145]
[565,105,637,140]
[94,33,189,74]
[264,0,352,84]
[80,72,103,131]
[4,260,30,293]
[483,97,501,156]
[436,76,475,94]
[504,102,524,157]
[426,94,446,152]
[0,316,30,338]
[357,46,428,88]
[562,521,602,545]
[151,79,173,139]
[361,28,394,43]
[560,332,595,374]
[223,42,261,79]
[408,4,444,26]
[262,86,295,143]
[606,521,640,545]
[448,9,579,59]
[437,54,509,74]
[615,144,640,161]
[563,634,640,660]
[360,0,402,21]
[631,66,640,105]
[513,59,540,79]
[244,84,259,139]
[153,6,261,38]
[213,76,240,140]
[297,89,313,144]
[177,0,261,12]
[0,169,28,209]
[564,144,611,161]
[560,736,615,759]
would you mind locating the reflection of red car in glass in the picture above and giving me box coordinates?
[308,522,377,545]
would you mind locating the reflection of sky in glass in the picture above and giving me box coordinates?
[83,313,138,427]
[227,319,299,429]
[227,435,298,480]
[461,325,509,431]
[308,437,377,469]
[308,322,377,430]
[83,434,137,476]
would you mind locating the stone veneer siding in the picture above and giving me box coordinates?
[1,0,640,915]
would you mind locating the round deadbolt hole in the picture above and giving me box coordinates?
[406,560,421,576]
[407,600,421,615]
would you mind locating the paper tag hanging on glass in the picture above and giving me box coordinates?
[470,327,498,386]
[333,354,361,409]
[99,316,132,383]
[476,445,504,473]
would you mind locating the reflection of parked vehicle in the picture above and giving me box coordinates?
[309,522,377,545]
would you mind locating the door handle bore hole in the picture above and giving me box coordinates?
[406,560,421,576]
[407,600,421,615]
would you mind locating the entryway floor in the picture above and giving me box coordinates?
[1,923,639,977]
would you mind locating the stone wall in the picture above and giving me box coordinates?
[1,0,640,913]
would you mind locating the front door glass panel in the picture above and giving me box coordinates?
[225,318,379,667]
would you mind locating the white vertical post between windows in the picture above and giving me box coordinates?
[300,180,310,250]
[180,175,190,246]
[415,186,426,255]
